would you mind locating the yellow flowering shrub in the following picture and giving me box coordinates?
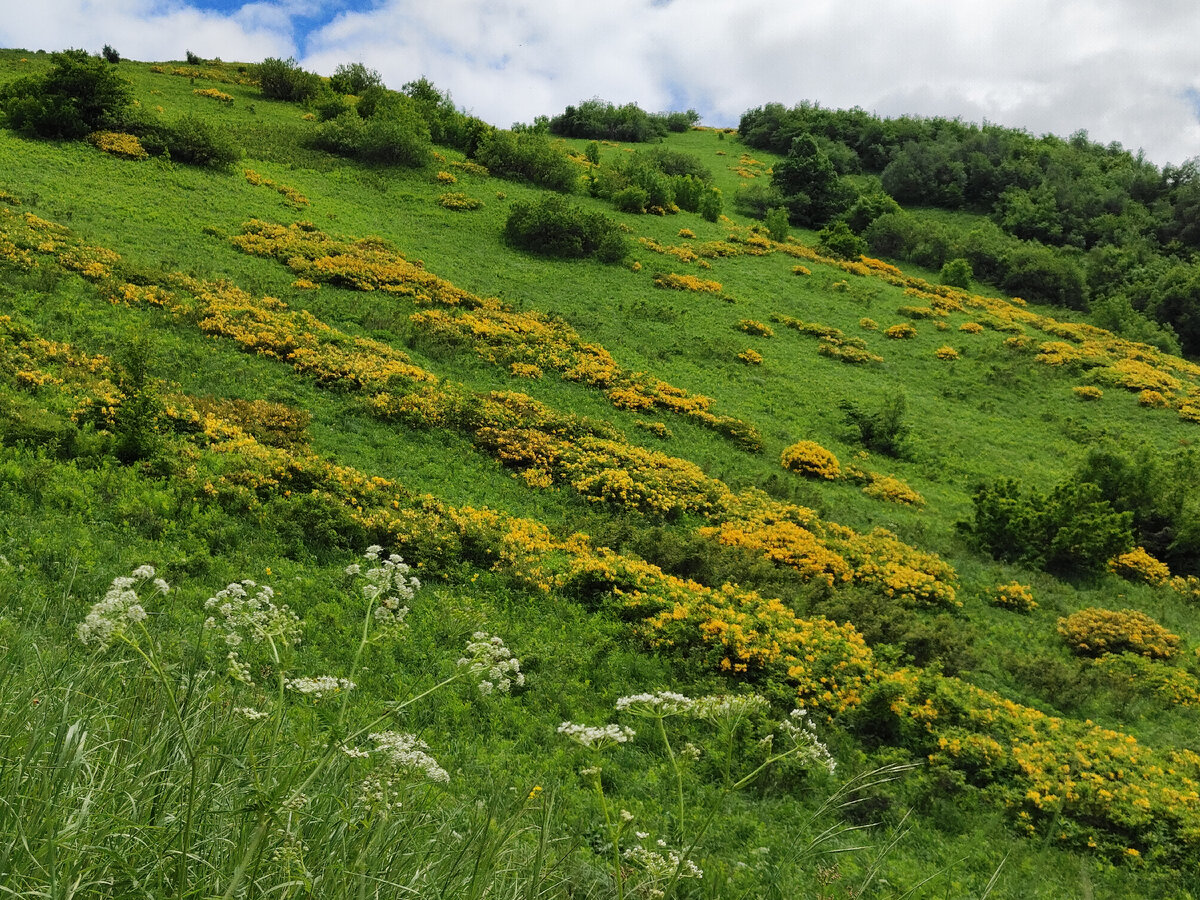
[1138,389,1170,408]
[885,323,917,340]
[1168,574,1200,603]
[87,131,149,160]
[898,305,939,319]
[792,265,811,276]
[737,348,763,365]
[989,581,1037,613]
[435,170,457,184]
[818,342,883,364]
[934,345,959,360]
[193,87,233,102]
[1179,390,1200,425]
[450,160,490,177]
[1108,547,1170,585]
[862,474,924,506]
[1091,653,1200,708]
[634,420,672,439]
[438,192,484,211]
[1073,385,1103,400]
[700,518,852,587]
[780,440,841,480]
[1057,608,1181,659]
[653,272,723,293]
[736,319,774,337]
[959,322,984,334]
[677,228,695,239]
[1093,359,1183,393]
[859,317,877,330]
[508,361,542,379]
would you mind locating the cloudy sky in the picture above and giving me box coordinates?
[3,0,1199,166]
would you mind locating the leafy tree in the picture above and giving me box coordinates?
[764,207,789,243]
[841,190,900,234]
[257,57,322,102]
[881,140,967,208]
[816,221,866,260]
[0,49,132,139]
[771,135,853,226]
[839,393,910,458]
[1150,264,1200,356]
[330,62,382,95]
[697,187,722,223]
[475,130,579,193]
[101,45,120,64]
[939,258,973,289]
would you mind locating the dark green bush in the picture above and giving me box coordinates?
[257,57,322,102]
[0,49,131,139]
[504,195,627,262]
[960,477,1134,575]
[816,221,867,260]
[101,45,120,64]
[329,62,383,95]
[940,257,973,289]
[839,393,910,458]
[765,206,790,243]
[475,130,579,193]
[160,114,240,168]
[612,185,649,214]
[698,187,722,223]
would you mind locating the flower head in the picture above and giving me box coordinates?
[615,690,694,718]
[458,631,524,695]
[77,565,169,649]
[557,721,635,750]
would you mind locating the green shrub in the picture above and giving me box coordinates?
[257,57,322,102]
[839,393,910,458]
[475,130,579,193]
[0,49,131,139]
[313,111,365,154]
[698,187,722,223]
[504,195,627,262]
[940,257,973,289]
[357,107,431,167]
[101,45,120,64]
[160,114,240,168]
[329,62,383,95]
[816,221,867,260]
[612,185,649,214]
[765,206,790,243]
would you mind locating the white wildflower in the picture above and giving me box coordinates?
[77,565,168,649]
[203,579,301,683]
[623,841,703,881]
[778,708,836,774]
[349,548,419,635]
[557,721,635,749]
[369,731,450,783]
[152,578,170,595]
[688,692,770,724]
[233,706,270,721]
[286,675,356,700]
[459,632,524,695]
[615,690,694,717]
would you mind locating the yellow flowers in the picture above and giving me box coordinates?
[934,345,959,360]
[508,362,542,379]
[653,272,723,294]
[435,170,457,184]
[1057,608,1181,660]
[1138,389,1169,408]
[438,192,484,211]
[885,323,917,340]
[677,228,695,239]
[859,317,877,330]
[792,265,811,276]
[1108,547,1170,585]
[736,319,774,337]
[861,475,924,506]
[88,132,149,160]
[243,170,308,206]
[989,581,1037,613]
[959,322,984,334]
[781,440,841,480]
[737,349,763,365]
[193,87,233,102]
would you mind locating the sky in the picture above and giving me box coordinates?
[3,0,1199,167]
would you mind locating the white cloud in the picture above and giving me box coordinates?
[2,0,1198,164]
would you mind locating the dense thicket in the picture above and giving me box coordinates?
[503,194,627,261]
[549,98,699,142]
[740,101,1200,351]
[0,49,130,138]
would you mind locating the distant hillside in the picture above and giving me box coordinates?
[0,48,1198,899]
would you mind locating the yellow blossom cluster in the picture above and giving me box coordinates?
[193,87,233,102]
[935,345,959,360]
[989,581,1037,613]
[1108,547,1171,585]
[1057,608,1181,660]
[1138,389,1170,408]
[1073,385,1102,400]
[435,170,457,184]
[737,348,763,365]
[449,160,490,177]
[781,440,841,480]
[885,323,917,340]
[437,192,484,211]
[87,131,149,160]
[861,474,924,506]
[1091,652,1200,708]
[959,321,984,334]
[736,319,774,337]
[243,170,309,206]
[653,272,723,293]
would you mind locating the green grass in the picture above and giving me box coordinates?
[1,48,1199,898]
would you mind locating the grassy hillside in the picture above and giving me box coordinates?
[1,50,1199,898]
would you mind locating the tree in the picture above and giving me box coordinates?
[939,258,973,289]
[771,135,853,227]
[330,62,382,95]
[0,49,132,139]
[1150,264,1200,356]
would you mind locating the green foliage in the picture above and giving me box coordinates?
[548,98,690,142]
[329,61,383,95]
[732,180,783,219]
[840,190,900,234]
[0,48,132,139]
[771,134,855,227]
[312,99,431,168]
[584,140,600,166]
[839,393,910,458]
[157,113,240,168]
[764,206,789,243]
[939,257,973,289]
[697,186,722,222]
[816,220,866,260]
[185,50,202,65]
[882,141,967,208]
[961,478,1134,575]
[475,130,578,192]
[257,56,322,102]
[101,44,120,64]
[112,332,163,464]
[504,194,627,262]
[612,184,649,213]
